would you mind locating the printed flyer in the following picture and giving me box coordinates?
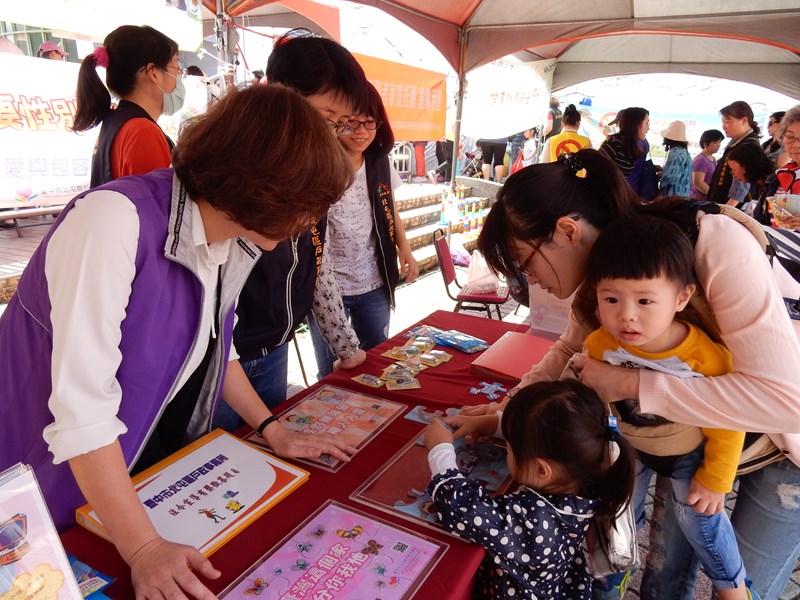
[0,463,82,600]
[76,430,308,556]
[221,501,446,599]
[246,385,405,472]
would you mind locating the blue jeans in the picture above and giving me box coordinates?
[211,343,289,431]
[669,446,744,589]
[641,458,800,600]
[308,286,391,378]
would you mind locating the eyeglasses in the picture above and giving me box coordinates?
[348,119,382,131]
[326,119,354,136]
[782,133,800,147]
[514,242,541,276]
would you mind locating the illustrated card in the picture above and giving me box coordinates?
[246,385,405,472]
[220,501,447,600]
[350,433,513,534]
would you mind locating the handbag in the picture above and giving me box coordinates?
[585,500,639,578]
[509,151,525,175]
[638,158,659,201]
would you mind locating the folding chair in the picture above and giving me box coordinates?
[432,228,509,319]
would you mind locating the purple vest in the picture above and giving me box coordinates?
[0,169,245,530]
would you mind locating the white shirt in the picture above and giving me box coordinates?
[43,191,230,463]
[326,161,402,296]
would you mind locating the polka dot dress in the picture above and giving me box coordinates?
[427,469,599,599]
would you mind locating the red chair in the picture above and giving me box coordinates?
[432,228,509,319]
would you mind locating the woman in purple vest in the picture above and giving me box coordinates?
[0,85,355,599]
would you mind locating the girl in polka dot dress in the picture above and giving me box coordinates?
[424,379,636,599]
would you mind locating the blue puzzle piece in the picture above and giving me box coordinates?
[468,381,508,401]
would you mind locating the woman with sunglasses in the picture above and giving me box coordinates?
[468,148,800,600]
[308,83,419,377]
[73,25,184,187]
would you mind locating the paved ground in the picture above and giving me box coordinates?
[3,216,800,599]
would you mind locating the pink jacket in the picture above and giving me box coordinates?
[518,213,800,465]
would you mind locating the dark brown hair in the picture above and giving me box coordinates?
[618,107,649,160]
[73,25,178,132]
[727,142,774,184]
[562,104,581,128]
[587,214,696,288]
[720,100,761,137]
[477,148,640,280]
[172,84,353,238]
[361,82,394,157]
[502,380,636,522]
[266,29,369,116]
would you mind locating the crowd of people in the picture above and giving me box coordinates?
[3,25,800,600]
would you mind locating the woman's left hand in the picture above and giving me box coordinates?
[264,421,356,463]
[398,248,419,283]
[570,355,639,402]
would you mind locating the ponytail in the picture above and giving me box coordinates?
[73,53,112,132]
[478,148,638,279]
[720,100,761,137]
[72,25,178,132]
[591,432,636,523]
[501,380,636,523]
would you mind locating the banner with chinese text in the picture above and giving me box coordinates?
[355,53,446,142]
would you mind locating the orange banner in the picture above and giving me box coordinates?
[354,53,446,142]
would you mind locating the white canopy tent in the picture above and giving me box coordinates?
[203,0,800,184]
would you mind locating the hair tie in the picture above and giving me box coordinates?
[93,46,109,69]
[557,152,583,174]
[605,415,621,442]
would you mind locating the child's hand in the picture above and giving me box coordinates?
[443,414,500,444]
[423,419,454,449]
[685,477,725,515]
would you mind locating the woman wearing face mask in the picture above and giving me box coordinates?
[73,25,184,187]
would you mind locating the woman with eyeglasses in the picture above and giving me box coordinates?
[0,84,356,600]
[213,30,372,428]
[468,148,800,599]
[308,82,419,377]
[754,105,800,231]
[73,25,184,187]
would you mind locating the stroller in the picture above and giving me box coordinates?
[460,148,483,178]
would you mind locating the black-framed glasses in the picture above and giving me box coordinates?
[514,242,541,276]
[348,119,382,131]
[326,119,354,136]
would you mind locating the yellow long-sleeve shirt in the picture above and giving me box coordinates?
[585,322,744,493]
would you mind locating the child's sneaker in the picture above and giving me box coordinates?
[745,578,761,600]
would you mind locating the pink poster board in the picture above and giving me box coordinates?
[220,501,446,600]
[246,385,406,472]
[350,431,512,535]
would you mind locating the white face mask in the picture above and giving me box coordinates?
[156,68,186,116]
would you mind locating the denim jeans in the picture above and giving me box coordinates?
[669,446,744,589]
[641,458,800,600]
[211,343,289,431]
[308,285,390,378]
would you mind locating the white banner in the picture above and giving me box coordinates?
[2,0,202,51]
[0,54,97,205]
[460,58,556,139]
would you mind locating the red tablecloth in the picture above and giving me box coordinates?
[61,310,528,599]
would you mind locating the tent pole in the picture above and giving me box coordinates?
[449,26,468,195]
[214,0,227,93]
